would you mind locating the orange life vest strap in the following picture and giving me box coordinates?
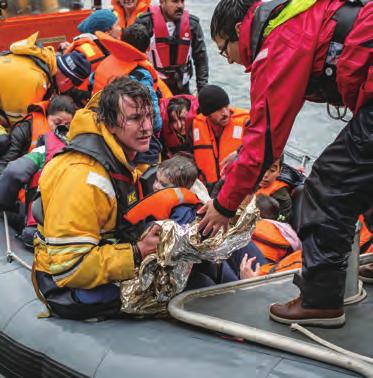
[123,187,201,224]
[27,101,50,152]
[261,250,302,275]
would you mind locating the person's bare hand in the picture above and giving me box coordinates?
[137,224,161,258]
[220,150,238,179]
[240,255,261,279]
[197,200,230,237]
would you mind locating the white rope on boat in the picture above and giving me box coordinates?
[291,323,373,365]
[3,212,32,271]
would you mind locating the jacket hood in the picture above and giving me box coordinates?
[67,92,136,175]
[10,32,57,75]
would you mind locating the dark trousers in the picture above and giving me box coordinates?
[296,101,373,309]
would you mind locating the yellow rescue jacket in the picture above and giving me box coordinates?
[34,92,144,290]
[0,33,57,127]
[192,107,250,184]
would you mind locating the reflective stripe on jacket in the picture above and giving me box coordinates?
[149,5,191,72]
[92,32,159,94]
[124,187,201,225]
[192,107,249,184]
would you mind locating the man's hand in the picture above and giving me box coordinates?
[240,255,261,279]
[197,200,230,237]
[220,150,238,179]
[137,224,161,258]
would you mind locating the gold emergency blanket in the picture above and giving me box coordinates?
[120,198,259,316]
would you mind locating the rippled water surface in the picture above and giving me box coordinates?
[185,0,346,159]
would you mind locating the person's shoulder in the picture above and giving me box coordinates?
[188,13,200,24]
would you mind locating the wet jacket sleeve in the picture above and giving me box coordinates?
[40,161,136,289]
[0,121,32,174]
[0,155,38,211]
[190,15,209,92]
[216,24,317,214]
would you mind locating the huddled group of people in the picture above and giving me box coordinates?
[0,0,372,327]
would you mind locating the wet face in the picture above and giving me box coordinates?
[108,96,153,160]
[259,160,281,189]
[119,0,137,10]
[47,111,73,131]
[153,169,173,191]
[108,20,122,39]
[169,107,188,135]
[160,0,185,22]
[214,35,242,65]
[208,106,231,128]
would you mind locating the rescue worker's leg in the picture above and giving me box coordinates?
[270,101,373,326]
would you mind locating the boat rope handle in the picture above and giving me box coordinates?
[290,323,373,365]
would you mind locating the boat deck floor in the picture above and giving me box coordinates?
[0,216,368,377]
[181,275,373,358]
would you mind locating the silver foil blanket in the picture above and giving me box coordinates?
[120,198,259,316]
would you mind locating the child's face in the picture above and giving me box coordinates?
[259,160,281,188]
[153,170,172,192]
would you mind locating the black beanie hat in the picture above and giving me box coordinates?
[56,51,91,86]
[198,85,230,116]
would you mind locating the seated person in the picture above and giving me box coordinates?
[252,194,302,264]
[0,96,76,174]
[160,95,199,157]
[255,156,292,222]
[191,85,250,194]
[150,154,266,287]
[32,77,161,320]
[0,116,73,248]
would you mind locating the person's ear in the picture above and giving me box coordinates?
[235,22,242,38]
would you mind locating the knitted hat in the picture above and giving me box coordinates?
[198,85,230,116]
[78,10,118,34]
[56,52,91,86]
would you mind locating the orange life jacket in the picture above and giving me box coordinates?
[256,180,289,196]
[64,36,110,71]
[160,94,199,154]
[93,32,159,94]
[192,108,250,184]
[112,0,151,29]
[261,250,302,275]
[21,101,50,152]
[158,78,173,98]
[359,214,373,253]
[149,5,191,72]
[123,187,201,224]
[252,219,293,263]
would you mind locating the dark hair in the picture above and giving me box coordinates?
[158,153,198,189]
[97,76,153,129]
[210,0,258,40]
[167,97,191,121]
[121,23,150,53]
[256,194,280,220]
[47,95,76,116]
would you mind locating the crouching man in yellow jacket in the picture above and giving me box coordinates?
[33,77,160,320]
